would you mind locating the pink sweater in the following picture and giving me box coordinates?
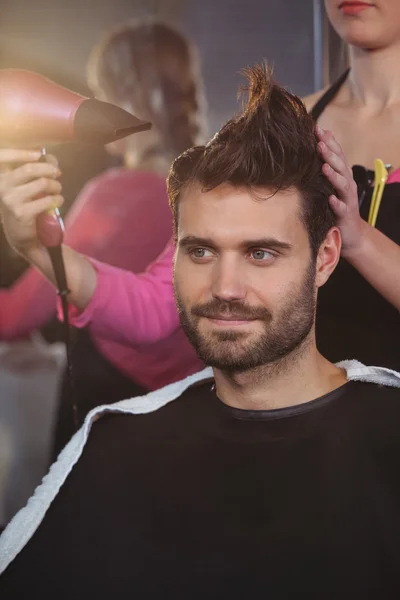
[1,168,203,390]
[65,241,203,389]
[387,169,400,184]
[70,241,180,346]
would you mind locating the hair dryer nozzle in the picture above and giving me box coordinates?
[74,99,151,144]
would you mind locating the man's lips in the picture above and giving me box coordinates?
[205,315,257,326]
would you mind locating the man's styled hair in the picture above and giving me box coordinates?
[167,63,336,257]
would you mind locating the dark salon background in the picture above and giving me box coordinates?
[0,0,345,525]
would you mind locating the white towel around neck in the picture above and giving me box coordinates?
[1,360,400,573]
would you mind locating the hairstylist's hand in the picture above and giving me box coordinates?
[316,125,366,257]
[0,149,64,256]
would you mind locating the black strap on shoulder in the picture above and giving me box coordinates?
[310,68,350,120]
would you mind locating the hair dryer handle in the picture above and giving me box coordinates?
[36,207,65,247]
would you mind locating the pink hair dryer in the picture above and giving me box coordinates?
[0,69,151,246]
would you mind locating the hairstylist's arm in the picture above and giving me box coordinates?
[0,150,97,311]
[317,127,400,312]
[0,151,180,347]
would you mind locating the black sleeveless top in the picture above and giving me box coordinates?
[311,70,399,370]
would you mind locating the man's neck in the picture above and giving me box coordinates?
[212,341,348,412]
[346,42,400,110]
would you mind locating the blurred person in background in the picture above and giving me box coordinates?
[0,19,205,453]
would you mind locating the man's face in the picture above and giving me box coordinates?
[174,183,320,372]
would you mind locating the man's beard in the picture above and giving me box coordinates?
[174,261,317,373]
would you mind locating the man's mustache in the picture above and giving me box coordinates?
[191,299,271,321]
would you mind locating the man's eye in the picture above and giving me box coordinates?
[190,248,212,259]
[250,249,274,261]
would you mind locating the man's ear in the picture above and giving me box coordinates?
[315,227,341,289]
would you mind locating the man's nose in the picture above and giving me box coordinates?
[211,256,246,302]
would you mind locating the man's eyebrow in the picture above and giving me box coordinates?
[178,236,216,248]
[239,238,293,252]
[178,236,293,252]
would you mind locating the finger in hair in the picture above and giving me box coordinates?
[319,143,348,176]
[322,163,349,195]
[318,129,344,158]
[328,194,346,215]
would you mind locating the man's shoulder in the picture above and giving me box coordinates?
[87,377,214,451]
[348,381,400,445]
[363,380,400,400]
[95,367,214,417]
[346,378,400,426]
[352,380,400,399]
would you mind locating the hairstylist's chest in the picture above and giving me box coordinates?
[317,99,400,173]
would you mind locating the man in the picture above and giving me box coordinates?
[0,64,400,599]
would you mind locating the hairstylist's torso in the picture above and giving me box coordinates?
[305,0,400,201]
[302,1,400,371]
[307,1,400,170]
[305,77,400,370]
[306,80,400,173]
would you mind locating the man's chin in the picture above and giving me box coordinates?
[202,356,261,373]
[181,321,264,369]
[194,341,256,371]
[199,322,255,343]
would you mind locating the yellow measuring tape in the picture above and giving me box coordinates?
[368,159,388,228]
